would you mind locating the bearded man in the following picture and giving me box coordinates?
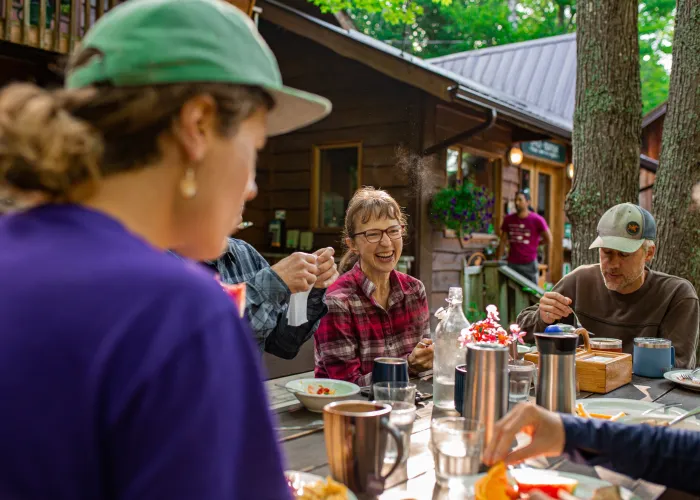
[517,203,698,368]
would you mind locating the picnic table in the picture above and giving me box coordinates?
[266,372,700,500]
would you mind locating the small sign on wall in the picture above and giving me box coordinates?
[521,141,567,164]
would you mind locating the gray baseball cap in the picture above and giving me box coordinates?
[589,203,656,253]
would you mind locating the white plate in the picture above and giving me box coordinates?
[620,414,700,432]
[285,378,361,413]
[464,469,639,499]
[577,398,688,418]
[664,369,700,392]
[285,470,358,500]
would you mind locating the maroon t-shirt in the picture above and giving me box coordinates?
[501,212,549,265]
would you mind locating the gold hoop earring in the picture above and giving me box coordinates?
[180,168,197,199]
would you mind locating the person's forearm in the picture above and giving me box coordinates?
[264,291,328,359]
[245,268,292,352]
[562,415,700,494]
[516,305,546,342]
[660,297,699,369]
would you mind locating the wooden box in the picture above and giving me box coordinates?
[524,329,632,394]
[576,351,632,394]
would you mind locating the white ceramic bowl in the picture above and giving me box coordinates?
[285,378,361,413]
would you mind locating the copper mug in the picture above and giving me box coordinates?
[323,400,404,495]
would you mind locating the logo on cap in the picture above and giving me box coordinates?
[626,222,640,236]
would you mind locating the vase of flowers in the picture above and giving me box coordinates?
[429,179,494,248]
[459,305,525,360]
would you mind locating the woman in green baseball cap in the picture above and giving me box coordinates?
[0,0,330,499]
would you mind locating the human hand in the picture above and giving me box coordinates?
[408,338,434,372]
[483,403,565,466]
[271,252,317,293]
[538,292,573,324]
[313,247,339,289]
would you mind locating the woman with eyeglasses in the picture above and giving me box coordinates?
[314,187,433,385]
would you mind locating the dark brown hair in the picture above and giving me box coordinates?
[0,53,273,203]
[338,187,408,274]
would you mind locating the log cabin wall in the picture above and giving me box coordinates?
[248,20,424,263]
[427,104,513,327]
[640,115,664,211]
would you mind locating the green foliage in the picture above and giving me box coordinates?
[345,0,575,57]
[311,0,674,114]
[465,301,487,323]
[429,179,494,235]
[307,0,451,25]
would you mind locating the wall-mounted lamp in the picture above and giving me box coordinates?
[508,146,523,166]
[567,163,574,179]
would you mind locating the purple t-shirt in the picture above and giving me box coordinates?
[0,205,291,500]
[501,212,549,265]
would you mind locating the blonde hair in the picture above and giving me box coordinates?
[0,49,273,203]
[338,187,407,274]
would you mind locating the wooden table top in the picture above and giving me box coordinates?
[268,373,700,500]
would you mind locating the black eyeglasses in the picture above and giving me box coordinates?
[351,225,405,243]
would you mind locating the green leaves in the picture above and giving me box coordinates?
[429,180,495,235]
[313,0,674,113]
[309,0,451,25]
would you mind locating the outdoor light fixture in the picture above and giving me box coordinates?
[567,163,574,179]
[508,146,524,166]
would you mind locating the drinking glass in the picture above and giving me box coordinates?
[373,381,417,403]
[375,400,416,464]
[431,417,484,488]
[508,359,536,404]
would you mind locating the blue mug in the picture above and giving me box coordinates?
[454,364,467,415]
[633,338,675,378]
[371,357,409,398]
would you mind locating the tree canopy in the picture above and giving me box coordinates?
[307,0,674,113]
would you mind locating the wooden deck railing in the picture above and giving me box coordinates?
[463,260,543,327]
[0,0,258,54]
[0,0,120,53]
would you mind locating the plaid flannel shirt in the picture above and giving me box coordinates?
[213,238,328,359]
[169,239,327,359]
[314,262,430,386]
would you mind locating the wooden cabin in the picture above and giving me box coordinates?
[639,102,665,211]
[252,0,580,376]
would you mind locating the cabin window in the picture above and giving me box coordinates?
[446,147,492,188]
[311,143,362,230]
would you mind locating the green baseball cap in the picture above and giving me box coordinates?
[65,0,331,136]
[589,203,657,253]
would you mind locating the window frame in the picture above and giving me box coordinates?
[310,142,363,231]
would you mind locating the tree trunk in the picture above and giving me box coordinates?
[652,1,700,289]
[565,0,642,268]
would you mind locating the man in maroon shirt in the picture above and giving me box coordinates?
[498,191,553,285]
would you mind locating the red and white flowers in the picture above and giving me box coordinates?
[459,304,526,348]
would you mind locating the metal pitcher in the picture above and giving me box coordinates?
[535,332,579,413]
[462,343,509,445]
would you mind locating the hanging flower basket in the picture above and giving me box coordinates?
[429,180,494,247]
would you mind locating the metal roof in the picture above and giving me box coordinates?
[260,0,572,139]
[430,33,577,131]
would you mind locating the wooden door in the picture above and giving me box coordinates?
[519,161,565,284]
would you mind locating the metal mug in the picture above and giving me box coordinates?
[371,357,409,399]
[633,338,675,378]
[323,400,404,495]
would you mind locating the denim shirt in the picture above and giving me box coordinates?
[171,239,327,358]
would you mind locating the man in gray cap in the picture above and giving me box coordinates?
[517,203,698,368]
